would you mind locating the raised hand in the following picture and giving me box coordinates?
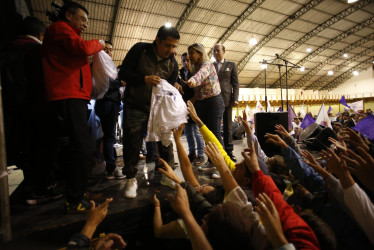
[340,127,370,151]
[204,142,227,172]
[319,148,343,176]
[169,183,190,217]
[274,124,290,139]
[300,150,328,178]
[87,198,113,227]
[95,233,127,250]
[328,137,347,153]
[187,100,203,127]
[255,193,288,248]
[172,123,186,140]
[174,82,184,94]
[264,133,288,149]
[241,141,260,174]
[157,158,182,184]
[242,110,252,135]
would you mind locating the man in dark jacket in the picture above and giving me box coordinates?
[42,1,103,213]
[118,25,179,198]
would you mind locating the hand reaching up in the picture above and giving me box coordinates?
[172,123,186,141]
[328,137,347,153]
[187,101,204,127]
[264,133,288,149]
[241,141,260,174]
[242,110,252,135]
[157,158,182,184]
[204,142,228,173]
[169,183,190,218]
[340,127,370,151]
[255,193,288,249]
[274,124,290,139]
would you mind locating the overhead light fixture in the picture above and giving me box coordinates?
[348,0,358,3]
[249,37,258,46]
[306,47,312,53]
[165,22,172,28]
[343,53,348,58]
[328,70,334,76]
[261,62,267,69]
[353,70,359,76]
[300,66,305,72]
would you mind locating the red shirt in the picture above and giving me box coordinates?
[42,21,102,101]
[252,170,320,250]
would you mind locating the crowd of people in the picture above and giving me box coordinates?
[2,1,374,249]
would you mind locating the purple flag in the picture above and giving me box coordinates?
[339,95,350,108]
[352,114,374,141]
[288,104,296,131]
[300,113,315,129]
[277,106,283,112]
[328,105,332,114]
[344,107,350,112]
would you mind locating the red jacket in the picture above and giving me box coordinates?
[42,21,102,101]
[252,170,320,250]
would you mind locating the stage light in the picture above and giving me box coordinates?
[306,47,312,53]
[353,70,359,76]
[249,38,258,46]
[328,70,334,76]
[165,22,172,28]
[300,66,305,72]
[348,0,358,3]
[343,53,348,58]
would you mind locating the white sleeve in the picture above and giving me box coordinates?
[343,183,374,245]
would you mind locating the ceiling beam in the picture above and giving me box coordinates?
[109,0,123,44]
[293,33,374,89]
[270,16,374,88]
[207,0,265,57]
[320,57,374,91]
[247,0,372,88]
[307,47,374,90]
[236,0,323,78]
[175,0,200,31]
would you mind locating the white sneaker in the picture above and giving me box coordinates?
[211,171,220,179]
[123,178,137,198]
[160,175,176,189]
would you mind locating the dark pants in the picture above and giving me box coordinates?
[50,99,92,203]
[95,99,120,173]
[197,95,224,145]
[222,105,234,153]
[122,107,174,179]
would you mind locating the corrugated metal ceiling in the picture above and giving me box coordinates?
[28,0,374,91]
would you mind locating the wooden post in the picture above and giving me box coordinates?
[0,74,12,242]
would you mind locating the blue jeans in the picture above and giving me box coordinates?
[95,100,120,173]
[184,122,204,157]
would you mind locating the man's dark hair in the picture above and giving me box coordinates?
[58,1,89,20]
[21,17,46,37]
[104,41,112,45]
[181,52,187,57]
[156,25,180,41]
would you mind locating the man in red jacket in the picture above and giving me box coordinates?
[42,1,104,213]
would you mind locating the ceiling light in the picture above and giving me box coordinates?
[261,63,267,69]
[300,66,305,72]
[343,53,348,58]
[165,22,172,28]
[306,47,312,53]
[348,0,358,3]
[328,70,334,76]
[249,38,258,46]
[353,70,359,76]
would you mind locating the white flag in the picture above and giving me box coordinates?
[349,100,363,112]
[315,103,332,128]
[245,105,254,116]
[267,100,272,112]
[256,101,265,113]
[300,102,306,117]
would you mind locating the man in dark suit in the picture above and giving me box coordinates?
[213,44,239,162]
